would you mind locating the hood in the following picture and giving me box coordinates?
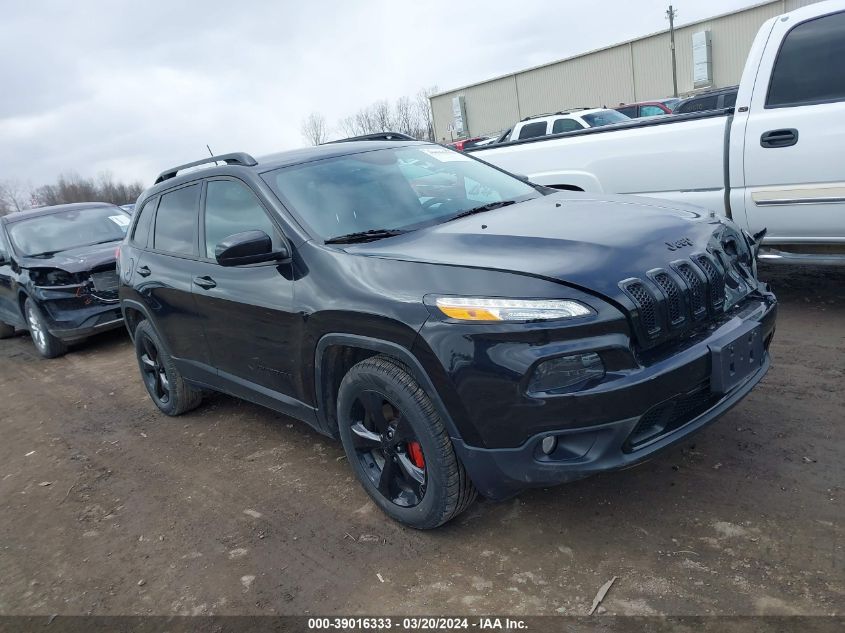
[18,241,120,274]
[346,192,732,298]
[346,192,754,348]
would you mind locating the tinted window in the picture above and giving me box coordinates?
[767,11,845,107]
[7,206,130,257]
[676,95,718,113]
[552,118,584,133]
[640,105,666,117]
[130,197,156,248]
[722,92,737,108]
[517,121,548,139]
[204,180,281,258]
[153,185,199,255]
[616,106,637,117]
[263,146,539,240]
[581,110,630,127]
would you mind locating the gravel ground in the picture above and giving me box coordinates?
[0,264,842,616]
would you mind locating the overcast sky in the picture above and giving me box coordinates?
[1,0,760,187]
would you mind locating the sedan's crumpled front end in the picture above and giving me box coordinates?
[27,265,123,342]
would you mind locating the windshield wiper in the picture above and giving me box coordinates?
[324,228,408,244]
[442,199,517,223]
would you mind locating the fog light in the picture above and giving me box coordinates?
[528,353,605,395]
[541,436,557,455]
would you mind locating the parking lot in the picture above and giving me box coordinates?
[0,264,841,616]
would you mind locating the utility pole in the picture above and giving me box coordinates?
[666,5,679,97]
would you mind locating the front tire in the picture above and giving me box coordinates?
[337,355,476,529]
[24,299,67,358]
[134,320,203,416]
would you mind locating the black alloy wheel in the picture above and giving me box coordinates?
[337,355,477,529]
[349,390,427,507]
[133,320,203,416]
[138,332,171,406]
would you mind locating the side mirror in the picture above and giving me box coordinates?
[214,231,289,267]
[0,252,8,266]
[514,174,531,183]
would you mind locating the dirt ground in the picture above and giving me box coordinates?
[0,265,842,617]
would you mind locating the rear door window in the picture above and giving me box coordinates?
[517,121,548,140]
[766,11,845,108]
[616,106,637,117]
[551,118,584,133]
[153,184,200,256]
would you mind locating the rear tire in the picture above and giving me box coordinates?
[134,320,203,416]
[337,354,476,529]
[24,299,67,358]
[0,321,15,339]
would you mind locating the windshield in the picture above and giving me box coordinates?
[7,206,130,257]
[262,145,541,240]
[582,110,631,127]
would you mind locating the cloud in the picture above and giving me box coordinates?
[0,0,756,188]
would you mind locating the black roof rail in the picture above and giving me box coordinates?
[327,132,417,144]
[154,152,258,185]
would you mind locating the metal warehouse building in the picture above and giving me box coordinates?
[430,0,820,141]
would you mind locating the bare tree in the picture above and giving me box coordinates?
[32,172,143,207]
[415,86,438,141]
[333,85,439,141]
[0,179,33,215]
[301,112,328,146]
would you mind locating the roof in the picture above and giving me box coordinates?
[517,108,612,123]
[1,202,119,224]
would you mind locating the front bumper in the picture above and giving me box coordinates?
[31,288,124,342]
[423,290,777,500]
[453,354,769,500]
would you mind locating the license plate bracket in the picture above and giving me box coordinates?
[708,321,764,395]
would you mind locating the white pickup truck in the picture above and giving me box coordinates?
[471,0,845,265]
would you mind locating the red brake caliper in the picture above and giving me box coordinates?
[407,441,425,469]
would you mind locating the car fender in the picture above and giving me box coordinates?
[313,333,464,443]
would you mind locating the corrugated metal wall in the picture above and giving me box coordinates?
[431,0,822,140]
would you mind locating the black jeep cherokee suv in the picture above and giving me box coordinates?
[0,203,130,358]
[118,140,776,529]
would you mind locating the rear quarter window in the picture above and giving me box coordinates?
[130,197,157,248]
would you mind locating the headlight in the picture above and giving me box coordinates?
[435,297,591,322]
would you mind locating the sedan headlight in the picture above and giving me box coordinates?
[435,297,591,322]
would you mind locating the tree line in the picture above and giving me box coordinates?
[0,172,144,216]
[301,86,438,146]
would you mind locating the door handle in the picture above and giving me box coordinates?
[760,128,798,148]
[136,265,151,277]
[193,275,217,290]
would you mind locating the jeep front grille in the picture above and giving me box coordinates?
[620,252,731,348]
[621,280,660,338]
[692,253,725,313]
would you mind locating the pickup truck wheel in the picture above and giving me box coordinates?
[337,355,476,529]
[134,320,202,416]
[24,299,67,358]
[0,321,15,339]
